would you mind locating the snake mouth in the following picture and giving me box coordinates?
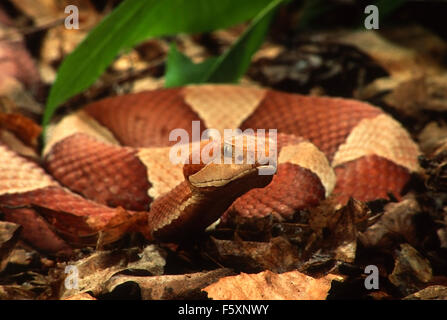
[188,164,276,189]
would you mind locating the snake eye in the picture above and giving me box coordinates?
[223,144,232,157]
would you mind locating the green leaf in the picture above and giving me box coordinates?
[43,0,275,129]
[165,0,284,87]
[164,43,218,87]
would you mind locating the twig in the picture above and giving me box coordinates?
[0,17,65,42]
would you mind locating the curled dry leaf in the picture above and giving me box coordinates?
[0,77,43,116]
[6,247,39,269]
[63,292,97,300]
[10,0,71,24]
[248,41,386,97]
[418,121,447,156]
[419,147,447,249]
[207,236,300,273]
[420,148,447,193]
[59,245,166,299]
[307,198,371,264]
[36,0,101,83]
[0,112,42,148]
[0,221,21,272]
[331,27,447,114]
[383,74,447,117]
[0,8,42,94]
[203,270,342,300]
[0,130,39,160]
[0,285,37,300]
[104,268,234,300]
[389,243,433,296]
[335,26,447,81]
[404,285,447,300]
[0,42,41,94]
[359,195,421,249]
[1,270,55,299]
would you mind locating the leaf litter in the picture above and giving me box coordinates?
[0,0,447,300]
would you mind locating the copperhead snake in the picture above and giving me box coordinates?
[0,85,420,254]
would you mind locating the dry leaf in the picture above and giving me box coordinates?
[0,285,36,300]
[63,292,97,300]
[419,121,447,156]
[248,41,385,97]
[10,0,96,25]
[0,112,42,148]
[104,268,234,300]
[0,77,43,116]
[389,244,433,296]
[421,149,447,193]
[383,74,447,116]
[0,221,21,272]
[336,27,447,81]
[404,285,447,300]
[203,270,342,300]
[0,17,41,95]
[207,236,301,273]
[59,246,166,299]
[37,0,101,83]
[359,196,422,249]
[307,198,371,264]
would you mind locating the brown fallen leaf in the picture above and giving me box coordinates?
[420,149,447,193]
[0,285,36,300]
[418,143,447,250]
[63,292,97,300]
[419,121,447,156]
[383,74,447,116]
[10,0,66,25]
[307,198,372,264]
[0,112,42,148]
[336,26,447,81]
[203,270,342,300]
[59,245,166,299]
[404,285,447,300]
[1,270,55,299]
[0,77,43,117]
[0,221,21,272]
[0,42,41,94]
[206,236,301,273]
[35,0,101,84]
[0,9,42,94]
[104,268,234,300]
[6,247,39,269]
[248,41,386,97]
[389,243,433,296]
[359,195,422,249]
[330,27,447,119]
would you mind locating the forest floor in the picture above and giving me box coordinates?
[0,0,446,300]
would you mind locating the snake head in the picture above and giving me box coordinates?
[147,134,277,242]
[183,134,277,193]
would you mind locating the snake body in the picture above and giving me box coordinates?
[0,85,420,254]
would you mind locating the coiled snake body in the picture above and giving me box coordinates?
[0,85,420,254]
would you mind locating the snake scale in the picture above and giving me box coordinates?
[0,85,420,254]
